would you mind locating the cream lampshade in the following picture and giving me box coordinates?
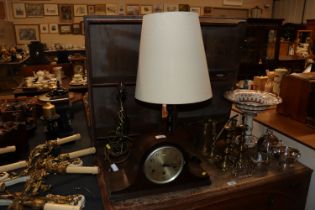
[135,12,212,104]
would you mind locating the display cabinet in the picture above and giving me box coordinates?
[306,19,315,41]
[238,18,283,80]
[85,16,246,142]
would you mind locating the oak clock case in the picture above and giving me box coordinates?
[106,131,211,201]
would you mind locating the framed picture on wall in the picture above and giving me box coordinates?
[12,3,26,18]
[40,24,49,33]
[106,4,118,15]
[87,5,95,15]
[223,0,243,6]
[74,5,87,17]
[15,24,40,44]
[59,4,74,22]
[153,4,163,13]
[203,7,212,16]
[72,23,81,34]
[179,4,190,11]
[25,3,44,17]
[164,4,178,12]
[118,4,125,15]
[44,4,58,16]
[126,5,140,15]
[59,24,72,34]
[95,4,106,15]
[49,23,58,33]
[190,7,201,16]
[140,5,153,15]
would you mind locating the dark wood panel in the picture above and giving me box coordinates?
[85,16,246,142]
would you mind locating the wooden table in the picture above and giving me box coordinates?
[254,109,315,150]
[95,139,312,210]
[13,77,87,98]
[0,56,29,88]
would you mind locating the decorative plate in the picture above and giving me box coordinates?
[224,89,282,112]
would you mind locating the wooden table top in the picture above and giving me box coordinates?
[253,108,315,150]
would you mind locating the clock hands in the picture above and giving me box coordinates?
[162,163,178,168]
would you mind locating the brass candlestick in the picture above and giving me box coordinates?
[232,124,247,173]
[201,119,212,156]
[208,120,218,159]
[217,123,234,172]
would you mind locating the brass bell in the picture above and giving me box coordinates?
[42,102,56,119]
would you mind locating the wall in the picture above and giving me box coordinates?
[273,0,315,24]
[1,0,273,47]
[0,21,15,46]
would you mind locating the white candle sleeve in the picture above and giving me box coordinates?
[0,146,16,155]
[44,203,81,210]
[55,134,81,145]
[61,147,96,159]
[65,166,99,174]
[0,199,12,206]
[4,176,30,187]
[0,161,27,173]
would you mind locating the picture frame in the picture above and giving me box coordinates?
[25,3,44,17]
[87,5,95,15]
[118,4,125,15]
[126,5,140,16]
[94,4,106,15]
[40,24,49,33]
[223,0,243,6]
[203,7,212,16]
[190,7,201,16]
[164,4,178,12]
[15,24,40,45]
[49,23,58,34]
[74,5,87,17]
[153,4,164,13]
[44,4,58,16]
[59,24,72,34]
[179,4,190,12]
[106,3,118,15]
[72,23,81,34]
[12,3,26,18]
[59,4,74,22]
[140,5,153,15]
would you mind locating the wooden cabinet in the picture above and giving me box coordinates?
[238,18,283,80]
[277,72,315,127]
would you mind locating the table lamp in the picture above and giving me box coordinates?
[135,12,212,132]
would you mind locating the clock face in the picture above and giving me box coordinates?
[73,64,84,74]
[143,145,185,184]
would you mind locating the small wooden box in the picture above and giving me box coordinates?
[277,72,315,126]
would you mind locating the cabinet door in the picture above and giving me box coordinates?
[239,18,283,80]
